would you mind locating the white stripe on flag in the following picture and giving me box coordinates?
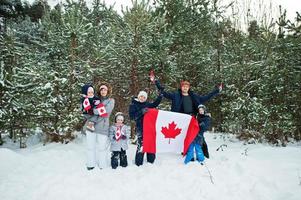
[155,110,192,153]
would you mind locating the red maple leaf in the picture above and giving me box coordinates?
[161,121,182,144]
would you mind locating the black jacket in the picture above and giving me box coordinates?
[129,95,162,135]
[155,80,219,115]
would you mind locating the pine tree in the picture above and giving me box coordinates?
[34,0,93,142]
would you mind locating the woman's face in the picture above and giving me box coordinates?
[100,88,108,97]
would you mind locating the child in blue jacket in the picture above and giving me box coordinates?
[184,104,211,164]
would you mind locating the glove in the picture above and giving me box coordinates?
[121,135,127,140]
[142,108,149,114]
[218,83,223,92]
[94,100,100,105]
[149,69,155,83]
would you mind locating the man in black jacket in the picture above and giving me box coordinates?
[151,77,222,115]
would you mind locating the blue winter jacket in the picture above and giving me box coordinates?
[155,80,219,115]
[129,95,162,135]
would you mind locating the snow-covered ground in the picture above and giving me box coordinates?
[0,132,301,200]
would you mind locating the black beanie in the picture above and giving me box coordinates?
[81,84,93,95]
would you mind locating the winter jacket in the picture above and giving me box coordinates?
[155,80,219,115]
[109,124,131,151]
[129,95,162,135]
[91,97,115,136]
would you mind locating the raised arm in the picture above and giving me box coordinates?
[147,94,163,108]
[155,80,175,100]
[197,88,219,104]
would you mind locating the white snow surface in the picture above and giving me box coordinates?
[1,133,301,200]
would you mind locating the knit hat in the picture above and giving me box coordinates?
[138,91,148,100]
[81,84,93,95]
[115,112,125,123]
[99,85,108,91]
[198,104,206,111]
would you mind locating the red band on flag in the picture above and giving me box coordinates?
[143,109,159,153]
[183,117,200,156]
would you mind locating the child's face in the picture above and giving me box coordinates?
[87,87,94,97]
[198,108,205,114]
[116,118,124,125]
[138,95,146,103]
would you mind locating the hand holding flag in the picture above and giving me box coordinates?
[96,103,108,117]
[83,97,91,111]
[114,126,122,141]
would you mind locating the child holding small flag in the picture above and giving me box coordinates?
[80,84,100,132]
[109,112,131,169]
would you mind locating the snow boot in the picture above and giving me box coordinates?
[120,154,128,167]
[111,152,119,169]
[146,153,156,164]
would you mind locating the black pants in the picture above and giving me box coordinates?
[111,149,128,169]
[135,135,156,166]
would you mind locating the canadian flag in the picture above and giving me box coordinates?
[83,97,91,111]
[143,109,199,155]
[96,103,108,117]
[115,126,122,141]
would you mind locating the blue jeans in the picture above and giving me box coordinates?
[184,141,205,164]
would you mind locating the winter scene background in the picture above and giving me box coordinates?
[1,0,301,200]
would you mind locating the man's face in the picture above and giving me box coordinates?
[138,95,147,103]
[181,85,190,93]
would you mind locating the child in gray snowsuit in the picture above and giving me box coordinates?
[109,112,131,169]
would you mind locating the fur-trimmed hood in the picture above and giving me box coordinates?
[95,81,112,97]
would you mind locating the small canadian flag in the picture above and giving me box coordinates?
[115,126,122,141]
[96,103,108,117]
[83,98,91,111]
